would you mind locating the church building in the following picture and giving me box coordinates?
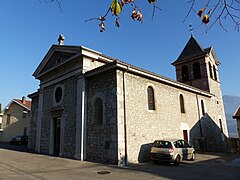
[28,35,228,165]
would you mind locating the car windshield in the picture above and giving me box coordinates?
[153,140,172,148]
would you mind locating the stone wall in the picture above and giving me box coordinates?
[28,95,39,150]
[116,70,228,163]
[40,76,77,158]
[86,69,118,164]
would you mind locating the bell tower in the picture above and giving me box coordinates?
[172,36,229,150]
[171,35,221,97]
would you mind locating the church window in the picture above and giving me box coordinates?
[56,57,63,65]
[147,86,155,110]
[179,94,185,113]
[55,86,63,104]
[93,98,103,125]
[219,119,223,133]
[213,65,218,81]
[201,100,205,116]
[193,62,201,79]
[208,62,213,79]
[181,65,189,81]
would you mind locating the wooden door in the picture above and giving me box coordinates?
[54,117,61,156]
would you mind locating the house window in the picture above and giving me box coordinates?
[213,65,218,81]
[181,65,189,81]
[6,114,11,125]
[208,62,213,79]
[93,98,103,125]
[201,100,205,116]
[22,110,28,118]
[179,94,185,113]
[147,86,155,110]
[193,62,201,79]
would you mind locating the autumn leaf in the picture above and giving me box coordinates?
[111,0,122,16]
[148,0,157,4]
[198,8,205,17]
[115,18,120,27]
[202,14,210,24]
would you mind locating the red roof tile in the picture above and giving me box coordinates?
[14,99,31,110]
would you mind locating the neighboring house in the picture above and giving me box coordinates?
[0,104,3,136]
[233,106,240,139]
[28,35,228,165]
[0,97,31,142]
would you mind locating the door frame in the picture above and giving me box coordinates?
[49,109,65,156]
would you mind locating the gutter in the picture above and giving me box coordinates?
[115,63,212,98]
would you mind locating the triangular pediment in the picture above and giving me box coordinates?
[33,45,82,78]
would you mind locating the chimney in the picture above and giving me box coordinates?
[58,34,65,45]
[22,96,26,104]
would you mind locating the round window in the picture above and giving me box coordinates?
[55,87,63,103]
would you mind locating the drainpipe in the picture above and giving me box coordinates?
[196,94,203,137]
[123,67,128,165]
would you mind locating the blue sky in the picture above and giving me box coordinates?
[0,0,239,108]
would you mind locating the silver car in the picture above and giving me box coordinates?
[150,139,196,166]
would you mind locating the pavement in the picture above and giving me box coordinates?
[0,143,240,180]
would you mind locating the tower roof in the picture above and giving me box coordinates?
[172,36,213,65]
[233,106,240,118]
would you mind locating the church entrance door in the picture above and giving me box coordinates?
[53,117,61,156]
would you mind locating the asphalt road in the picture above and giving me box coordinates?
[0,143,240,180]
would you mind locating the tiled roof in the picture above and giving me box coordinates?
[172,35,206,64]
[172,36,220,66]
[14,99,31,110]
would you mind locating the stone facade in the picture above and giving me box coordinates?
[28,93,38,150]
[86,69,118,164]
[233,106,240,139]
[28,36,229,165]
[116,68,227,163]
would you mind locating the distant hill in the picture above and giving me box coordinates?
[223,95,240,138]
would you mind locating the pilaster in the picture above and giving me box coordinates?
[36,89,44,152]
[75,76,87,160]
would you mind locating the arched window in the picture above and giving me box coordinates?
[147,86,155,110]
[93,98,103,125]
[213,65,218,81]
[181,65,189,81]
[201,100,205,116]
[179,94,185,113]
[219,119,223,133]
[193,62,201,79]
[208,62,213,79]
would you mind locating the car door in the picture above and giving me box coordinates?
[174,140,183,159]
[181,140,192,159]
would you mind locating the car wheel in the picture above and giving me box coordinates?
[174,155,180,166]
[191,152,196,161]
